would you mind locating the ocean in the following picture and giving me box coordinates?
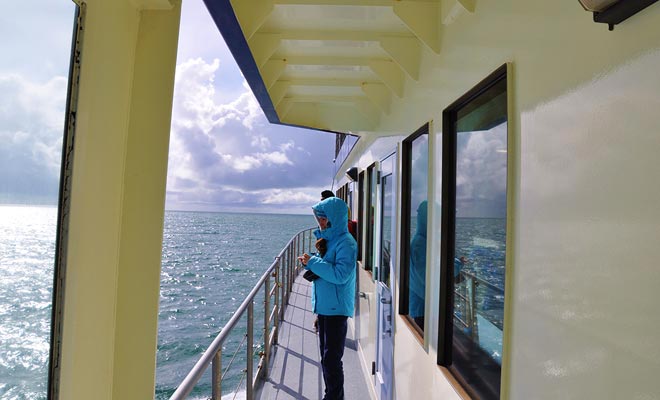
[0,205,314,400]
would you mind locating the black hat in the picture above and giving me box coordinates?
[321,190,335,200]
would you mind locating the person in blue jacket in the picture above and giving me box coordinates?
[409,200,427,329]
[298,196,357,400]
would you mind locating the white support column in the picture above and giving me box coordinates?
[58,1,181,399]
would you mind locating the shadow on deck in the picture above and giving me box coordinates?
[256,273,372,400]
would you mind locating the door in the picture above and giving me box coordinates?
[375,153,396,400]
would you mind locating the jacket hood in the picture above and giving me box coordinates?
[312,197,349,241]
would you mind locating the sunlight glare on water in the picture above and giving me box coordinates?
[0,205,57,400]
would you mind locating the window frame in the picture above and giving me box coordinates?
[398,123,430,339]
[363,162,378,274]
[357,170,365,262]
[438,64,509,400]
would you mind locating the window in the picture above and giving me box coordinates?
[399,124,430,336]
[357,171,365,262]
[439,65,508,400]
[364,163,378,275]
[379,154,395,285]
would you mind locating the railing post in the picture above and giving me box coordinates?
[289,242,294,294]
[469,277,479,341]
[285,245,290,304]
[275,258,281,325]
[297,234,301,275]
[211,350,222,400]
[283,247,289,306]
[168,228,315,400]
[247,301,254,399]
[264,273,270,378]
[308,229,313,254]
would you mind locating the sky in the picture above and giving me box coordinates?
[0,0,336,214]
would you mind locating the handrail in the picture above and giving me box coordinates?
[453,269,504,336]
[170,227,316,400]
[461,270,504,294]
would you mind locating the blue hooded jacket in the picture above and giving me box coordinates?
[409,200,427,318]
[305,197,357,317]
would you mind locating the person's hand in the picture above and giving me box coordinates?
[297,253,311,266]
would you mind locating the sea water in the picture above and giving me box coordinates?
[0,206,55,400]
[0,205,313,399]
[0,206,507,398]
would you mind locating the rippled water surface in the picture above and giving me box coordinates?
[0,205,313,399]
[0,205,55,400]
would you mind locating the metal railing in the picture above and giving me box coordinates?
[453,270,504,341]
[170,227,316,400]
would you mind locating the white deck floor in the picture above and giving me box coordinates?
[256,274,372,400]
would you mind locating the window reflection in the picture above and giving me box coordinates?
[402,130,428,333]
[448,72,507,400]
[380,155,394,286]
[409,200,427,328]
[365,164,377,276]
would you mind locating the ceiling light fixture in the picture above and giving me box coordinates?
[578,0,659,30]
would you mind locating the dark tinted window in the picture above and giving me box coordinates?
[399,125,429,336]
[440,66,508,400]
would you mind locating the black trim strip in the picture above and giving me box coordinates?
[48,4,85,399]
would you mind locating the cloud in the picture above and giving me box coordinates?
[0,74,67,203]
[166,58,336,212]
[455,123,508,218]
[262,190,318,205]
[410,134,429,209]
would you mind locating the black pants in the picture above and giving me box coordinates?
[317,315,348,400]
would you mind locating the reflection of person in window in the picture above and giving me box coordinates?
[409,200,427,329]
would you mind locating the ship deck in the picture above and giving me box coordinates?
[256,273,372,400]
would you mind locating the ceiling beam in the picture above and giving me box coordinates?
[274,0,391,6]
[276,97,293,119]
[278,30,401,42]
[261,59,287,88]
[361,82,392,114]
[355,98,381,126]
[380,36,421,80]
[393,0,442,54]
[232,0,274,40]
[249,33,282,67]
[283,78,379,87]
[129,0,175,10]
[442,0,476,24]
[270,81,291,106]
[284,94,368,104]
[368,60,404,98]
[279,56,373,66]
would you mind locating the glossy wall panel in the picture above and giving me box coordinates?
[511,49,660,399]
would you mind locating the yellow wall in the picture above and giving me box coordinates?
[58,1,181,398]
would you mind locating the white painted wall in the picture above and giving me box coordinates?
[340,1,660,399]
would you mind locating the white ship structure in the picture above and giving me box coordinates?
[45,0,660,399]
